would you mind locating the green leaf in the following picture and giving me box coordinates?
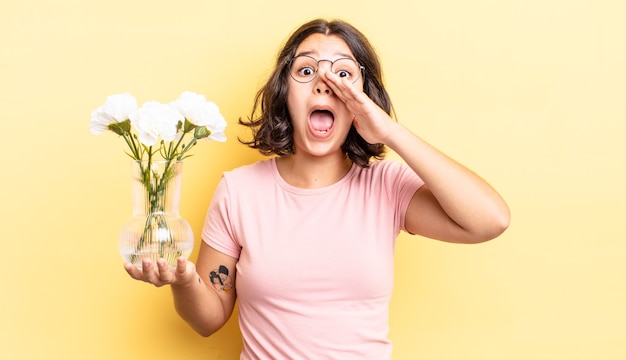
[124,151,140,160]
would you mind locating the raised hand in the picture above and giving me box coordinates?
[320,68,397,145]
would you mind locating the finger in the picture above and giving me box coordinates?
[176,257,189,276]
[157,258,174,284]
[321,70,351,99]
[176,257,200,286]
[326,78,372,118]
[124,262,144,280]
[141,258,163,286]
[322,70,364,102]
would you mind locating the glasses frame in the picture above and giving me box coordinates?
[287,55,365,84]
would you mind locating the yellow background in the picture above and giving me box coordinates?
[1,0,625,359]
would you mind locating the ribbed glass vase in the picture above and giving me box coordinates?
[119,160,194,270]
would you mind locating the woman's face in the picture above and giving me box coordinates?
[286,33,364,159]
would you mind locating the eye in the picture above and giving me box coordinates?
[336,70,351,78]
[332,58,359,81]
[298,66,315,77]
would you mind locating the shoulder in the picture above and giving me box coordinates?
[369,159,406,172]
[354,159,413,180]
[223,158,274,183]
[352,159,424,197]
[215,158,277,200]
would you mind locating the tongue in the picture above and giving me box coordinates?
[310,111,334,131]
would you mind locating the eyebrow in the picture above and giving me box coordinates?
[295,50,356,61]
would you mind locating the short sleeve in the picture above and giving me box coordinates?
[201,175,241,259]
[381,161,424,233]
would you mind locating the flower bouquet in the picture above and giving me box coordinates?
[90,91,227,269]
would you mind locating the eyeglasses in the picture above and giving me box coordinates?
[288,55,364,84]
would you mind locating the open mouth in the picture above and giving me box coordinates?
[309,110,334,136]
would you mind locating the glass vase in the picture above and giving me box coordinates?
[119,160,194,270]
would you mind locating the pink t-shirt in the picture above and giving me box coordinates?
[203,158,423,359]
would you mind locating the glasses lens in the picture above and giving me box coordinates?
[290,56,318,83]
[332,58,361,83]
[289,56,363,84]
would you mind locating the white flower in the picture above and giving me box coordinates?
[174,91,227,142]
[89,92,137,135]
[129,101,183,146]
[91,91,227,162]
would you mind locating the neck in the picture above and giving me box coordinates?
[276,153,352,189]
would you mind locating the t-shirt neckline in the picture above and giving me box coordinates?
[270,157,358,195]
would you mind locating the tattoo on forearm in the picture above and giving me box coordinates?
[209,265,233,292]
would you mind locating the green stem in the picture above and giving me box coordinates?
[177,138,197,160]
[128,159,182,264]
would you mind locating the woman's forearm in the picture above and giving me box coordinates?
[385,122,510,239]
[171,276,232,337]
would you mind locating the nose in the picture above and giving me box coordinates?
[314,66,332,95]
[315,83,331,95]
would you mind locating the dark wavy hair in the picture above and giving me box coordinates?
[238,19,394,168]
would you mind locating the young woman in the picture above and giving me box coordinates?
[125,18,510,359]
